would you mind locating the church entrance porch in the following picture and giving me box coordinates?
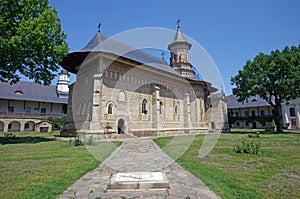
[118,118,125,134]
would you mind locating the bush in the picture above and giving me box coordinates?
[70,136,84,146]
[234,139,260,154]
[248,131,260,138]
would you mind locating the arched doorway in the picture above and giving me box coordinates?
[24,121,35,131]
[118,119,125,134]
[8,121,21,132]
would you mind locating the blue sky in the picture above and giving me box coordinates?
[48,0,300,94]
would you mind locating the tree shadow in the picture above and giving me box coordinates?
[0,136,54,145]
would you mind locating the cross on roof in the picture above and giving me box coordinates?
[176,18,181,28]
[97,22,101,32]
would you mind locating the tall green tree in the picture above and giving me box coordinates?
[0,0,68,85]
[231,45,300,132]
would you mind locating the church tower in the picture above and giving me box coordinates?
[168,23,195,77]
[56,69,70,98]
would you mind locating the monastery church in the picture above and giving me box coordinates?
[61,24,227,137]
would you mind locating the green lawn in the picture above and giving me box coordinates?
[0,132,121,199]
[154,132,300,199]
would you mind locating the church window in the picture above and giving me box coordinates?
[119,91,126,102]
[175,106,178,114]
[159,101,163,114]
[142,99,148,114]
[108,103,113,114]
[290,107,296,117]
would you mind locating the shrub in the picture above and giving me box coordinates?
[4,132,16,138]
[234,138,260,154]
[72,136,84,146]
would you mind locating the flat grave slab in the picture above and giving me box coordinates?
[107,172,169,190]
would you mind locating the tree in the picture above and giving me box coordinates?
[231,45,300,132]
[41,115,67,130]
[0,0,68,85]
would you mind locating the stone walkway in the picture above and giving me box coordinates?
[58,138,220,199]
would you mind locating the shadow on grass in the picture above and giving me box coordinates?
[0,136,54,145]
[225,131,300,135]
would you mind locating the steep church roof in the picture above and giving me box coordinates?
[172,26,188,43]
[62,32,179,76]
[168,26,192,50]
[61,30,217,93]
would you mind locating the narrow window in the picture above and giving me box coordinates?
[108,103,113,114]
[175,106,178,114]
[290,107,296,117]
[142,99,147,114]
[159,101,163,114]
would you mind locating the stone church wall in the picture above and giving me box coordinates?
[63,54,221,137]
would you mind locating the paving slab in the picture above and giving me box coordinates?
[57,138,220,199]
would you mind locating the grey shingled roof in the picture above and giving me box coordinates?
[0,81,68,104]
[227,94,272,109]
[171,27,190,43]
[61,31,217,92]
[63,32,180,76]
[168,27,192,50]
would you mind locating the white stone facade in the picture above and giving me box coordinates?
[282,98,300,129]
[62,54,225,137]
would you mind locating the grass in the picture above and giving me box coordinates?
[154,132,300,199]
[0,131,121,199]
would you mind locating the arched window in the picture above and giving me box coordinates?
[108,103,113,114]
[142,99,147,114]
[290,107,296,117]
[119,91,126,102]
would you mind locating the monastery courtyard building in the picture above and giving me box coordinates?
[61,25,227,137]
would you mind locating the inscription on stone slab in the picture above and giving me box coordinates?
[107,172,169,190]
[115,172,164,182]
